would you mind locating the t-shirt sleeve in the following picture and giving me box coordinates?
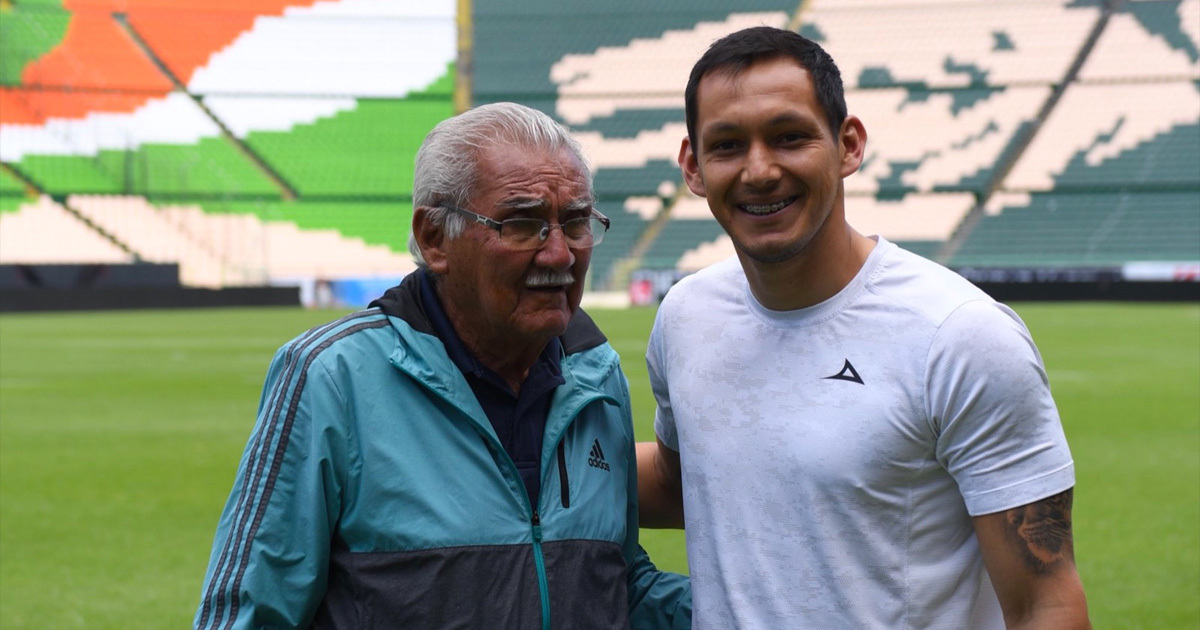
[926,300,1075,516]
[647,311,679,451]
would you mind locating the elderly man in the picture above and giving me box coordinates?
[196,102,690,629]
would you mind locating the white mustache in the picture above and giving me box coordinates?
[526,269,576,288]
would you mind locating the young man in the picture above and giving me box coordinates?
[196,102,690,629]
[638,27,1090,629]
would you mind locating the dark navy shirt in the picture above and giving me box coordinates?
[418,270,564,510]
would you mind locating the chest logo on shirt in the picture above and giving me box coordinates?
[824,359,864,385]
[587,439,611,471]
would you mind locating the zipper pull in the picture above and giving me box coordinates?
[531,510,542,541]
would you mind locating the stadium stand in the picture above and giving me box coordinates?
[0,3,70,86]
[67,195,415,286]
[963,0,1200,271]
[584,199,657,291]
[951,190,1200,267]
[1006,82,1200,191]
[574,0,1195,282]
[1,0,453,303]
[236,94,453,197]
[846,86,1050,196]
[209,199,413,253]
[804,0,1103,88]
[474,0,1192,287]
[0,196,133,264]
[125,3,319,87]
[0,168,30,212]
[1078,0,1200,82]
[68,194,255,286]
[1,0,1196,304]
[642,217,729,272]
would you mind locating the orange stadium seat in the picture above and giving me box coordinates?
[125,1,323,85]
[8,11,172,124]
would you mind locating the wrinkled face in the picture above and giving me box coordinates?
[680,56,863,265]
[433,143,593,353]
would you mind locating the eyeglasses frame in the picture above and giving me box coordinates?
[439,204,611,249]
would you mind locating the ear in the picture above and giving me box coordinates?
[838,115,867,178]
[412,206,450,274]
[678,136,707,198]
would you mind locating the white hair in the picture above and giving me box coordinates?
[408,102,593,266]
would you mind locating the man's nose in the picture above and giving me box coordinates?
[742,141,781,187]
[534,223,576,268]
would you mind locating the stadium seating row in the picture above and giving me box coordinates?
[954,191,1200,266]
[474,0,1198,287]
[0,0,1196,292]
[0,196,416,286]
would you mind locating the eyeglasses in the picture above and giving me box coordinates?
[441,205,610,251]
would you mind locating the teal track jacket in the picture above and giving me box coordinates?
[195,274,691,629]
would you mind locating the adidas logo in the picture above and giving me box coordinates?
[587,439,610,472]
[824,359,864,385]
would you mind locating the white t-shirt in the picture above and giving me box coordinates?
[649,237,1075,629]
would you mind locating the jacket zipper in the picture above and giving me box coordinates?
[531,510,551,630]
[411,381,613,630]
[458,426,554,630]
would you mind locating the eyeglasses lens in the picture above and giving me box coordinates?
[499,218,605,250]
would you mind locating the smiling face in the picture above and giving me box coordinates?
[417,141,594,368]
[680,55,865,268]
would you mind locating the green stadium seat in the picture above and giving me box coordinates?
[588,199,652,290]
[242,89,453,197]
[1007,83,1200,191]
[951,191,1200,267]
[205,199,413,253]
[642,218,728,270]
[0,3,71,86]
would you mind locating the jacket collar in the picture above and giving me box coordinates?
[369,271,617,424]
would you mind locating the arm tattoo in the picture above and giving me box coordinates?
[1005,489,1075,575]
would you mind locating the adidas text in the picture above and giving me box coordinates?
[588,439,611,471]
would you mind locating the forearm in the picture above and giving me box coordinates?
[636,440,685,529]
[1007,609,1091,630]
[1003,566,1091,630]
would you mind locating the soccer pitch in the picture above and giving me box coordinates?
[0,303,1197,628]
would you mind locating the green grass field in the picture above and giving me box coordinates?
[1,303,1197,628]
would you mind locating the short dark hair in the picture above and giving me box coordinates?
[684,26,847,149]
